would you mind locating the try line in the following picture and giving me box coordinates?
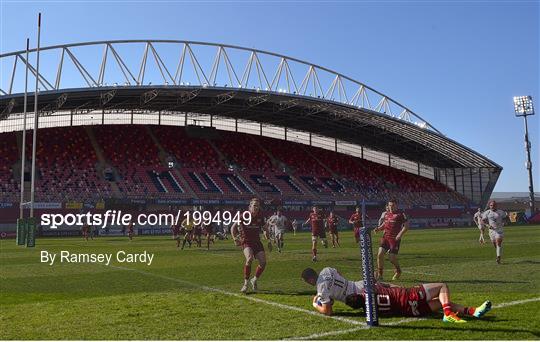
[105,264,540,340]
[288,297,540,340]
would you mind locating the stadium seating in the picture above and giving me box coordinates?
[0,132,20,202]
[0,124,469,206]
[214,131,275,171]
[25,127,112,202]
[152,125,222,169]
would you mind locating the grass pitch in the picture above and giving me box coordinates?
[1,226,539,340]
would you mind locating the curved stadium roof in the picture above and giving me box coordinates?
[0,39,501,171]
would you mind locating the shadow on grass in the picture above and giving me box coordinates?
[249,290,314,296]
[412,279,529,285]
[381,323,540,338]
[512,260,540,265]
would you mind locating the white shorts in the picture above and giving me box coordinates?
[489,229,503,241]
[274,229,285,238]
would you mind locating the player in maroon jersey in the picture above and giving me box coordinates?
[301,267,491,323]
[193,223,203,247]
[171,222,181,248]
[374,199,409,281]
[126,221,134,241]
[81,224,90,241]
[326,211,340,248]
[231,198,271,293]
[203,221,215,250]
[348,206,363,244]
[304,206,328,262]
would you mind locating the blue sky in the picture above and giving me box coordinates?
[1,0,538,192]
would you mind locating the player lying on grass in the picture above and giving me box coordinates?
[301,267,491,323]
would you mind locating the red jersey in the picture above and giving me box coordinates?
[309,212,325,234]
[365,284,431,317]
[240,212,265,244]
[349,213,363,229]
[326,216,339,230]
[381,211,407,239]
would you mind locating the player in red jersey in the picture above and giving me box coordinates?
[231,198,271,293]
[203,221,215,250]
[304,206,328,262]
[326,211,340,248]
[171,222,181,248]
[126,221,134,241]
[348,206,363,244]
[301,267,491,323]
[374,199,409,281]
[193,223,203,247]
[81,224,90,241]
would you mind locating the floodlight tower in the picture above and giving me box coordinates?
[513,96,536,215]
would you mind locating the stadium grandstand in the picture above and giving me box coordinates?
[0,40,502,235]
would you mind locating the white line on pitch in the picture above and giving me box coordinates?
[493,297,540,308]
[107,264,363,327]
[402,270,437,276]
[285,317,425,340]
[287,297,540,340]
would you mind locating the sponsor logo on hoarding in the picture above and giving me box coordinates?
[65,202,83,209]
[33,202,62,209]
[432,204,449,210]
[334,200,357,206]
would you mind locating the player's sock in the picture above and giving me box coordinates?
[255,265,265,278]
[442,303,453,316]
[461,307,476,316]
[243,265,251,280]
[496,246,501,257]
[312,248,317,257]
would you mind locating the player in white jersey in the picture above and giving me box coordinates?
[267,208,288,253]
[481,200,507,264]
[301,267,364,315]
[473,208,486,244]
[301,266,492,322]
[291,219,298,236]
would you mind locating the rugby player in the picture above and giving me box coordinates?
[126,221,134,241]
[171,222,181,248]
[192,223,203,248]
[301,267,492,323]
[81,224,90,241]
[326,211,340,248]
[374,199,408,281]
[203,221,215,251]
[291,219,298,236]
[348,206,363,244]
[267,208,288,253]
[180,215,194,249]
[473,207,486,244]
[231,198,271,293]
[481,200,507,264]
[304,206,327,262]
